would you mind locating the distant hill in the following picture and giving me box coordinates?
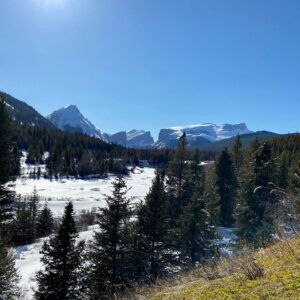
[198,131,280,151]
[0,91,55,129]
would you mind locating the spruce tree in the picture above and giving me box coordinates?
[0,240,19,298]
[12,204,34,245]
[36,204,54,238]
[204,168,220,226]
[29,187,40,237]
[236,142,279,248]
[214,148,237,227]
[87,175,132,299]
[0,98,15,233]
[35,202,85,300]
[176,154,218,266]
[0,98,19,297]
[231,135,243,171]
[168,132,188,195]
[176,195,217,266]
[135,173,171,282]
[167,132,189,220]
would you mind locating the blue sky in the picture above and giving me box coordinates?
[0,0,299,139]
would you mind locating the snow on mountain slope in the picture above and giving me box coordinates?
[155,123,252,148]
[109,129,154,148]
[47,105,109,141]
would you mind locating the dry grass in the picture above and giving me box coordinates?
[132,237,300,300]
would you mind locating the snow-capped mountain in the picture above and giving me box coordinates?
[155,123,252,148]
[47,105,109,141]
[109,130,154,148]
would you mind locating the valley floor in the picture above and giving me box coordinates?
[14,167,155,216]
[13,167,156,299]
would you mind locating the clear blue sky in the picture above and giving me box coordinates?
[0,0,299,138]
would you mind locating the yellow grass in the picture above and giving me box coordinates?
[146,238,300,300]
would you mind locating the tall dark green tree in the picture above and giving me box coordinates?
[35,202,85,300]
[88,175,132,299]
[0,98,19,297]
[12,204,34,245]
[204,168,220,226]
[231,135,243,171]
[176,156,218,266]
[135,173,171,282]
[167,132,188,196]
[176,196,217,266]
[214,148,237,227]
[36,204,54,238]
[236,142,279,248]
[29,187,39,236]
[167,132,189,220]
[0,240,19,298]
[12,188,41,245]
[0,98,15,232]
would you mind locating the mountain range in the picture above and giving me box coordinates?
[1,91,280,150]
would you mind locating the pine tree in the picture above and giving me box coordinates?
[176,153,218,266]
[0,240,19,298]
[35,202,85,300]
[0,98,19,298]
[29,187,40,236]
[214,148,237,227]
[236,142,279,248]
[36,204,54,238]
[0,98,15,234]
[87,175,132,299]
[231,135,243,171]
[176,196,217,266]
[12,204,34,245]
[135,173,171,282]
[205,168,220,226]
[167,132,189,220]
[168,132,188,195]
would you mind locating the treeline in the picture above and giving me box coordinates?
[11,124,203,178]
[11,123,217,178]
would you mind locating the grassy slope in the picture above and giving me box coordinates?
[149,238,300,300]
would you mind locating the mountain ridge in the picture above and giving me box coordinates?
[0,91,282,150]
[0,91,56,129]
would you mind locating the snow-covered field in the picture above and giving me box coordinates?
[14,167,155,299]
[13,153,156,299]
[16,225,98,300]
[14,167,155,216]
